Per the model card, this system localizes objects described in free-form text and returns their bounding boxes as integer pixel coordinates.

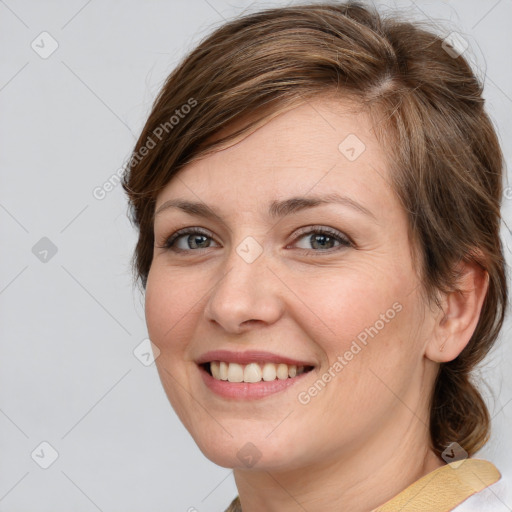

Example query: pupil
[190,234,209,249]
[311,234,334,250]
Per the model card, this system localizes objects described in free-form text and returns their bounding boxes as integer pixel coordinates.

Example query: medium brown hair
[122,1,507,457]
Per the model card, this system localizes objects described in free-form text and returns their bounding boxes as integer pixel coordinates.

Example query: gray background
[1,1,511,511]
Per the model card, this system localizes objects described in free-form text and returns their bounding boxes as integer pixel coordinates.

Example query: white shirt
[453,471,512,511]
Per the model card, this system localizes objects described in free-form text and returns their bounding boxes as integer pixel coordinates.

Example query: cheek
[144,269,201,426]
[296,267,404,347]
[293,263,421,401]
[144,279,167,345]
[144,268,200,354]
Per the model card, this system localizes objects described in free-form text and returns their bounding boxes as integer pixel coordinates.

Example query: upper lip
[196,350,315,367]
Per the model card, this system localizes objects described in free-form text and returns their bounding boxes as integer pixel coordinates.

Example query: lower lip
[199,365,313,400]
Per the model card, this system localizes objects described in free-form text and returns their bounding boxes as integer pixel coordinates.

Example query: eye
[290,226,352,253]
[159,228,219,252]
[158,225,352,254]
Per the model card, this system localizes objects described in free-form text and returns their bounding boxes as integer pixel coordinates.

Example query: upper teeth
[210,361,307,383]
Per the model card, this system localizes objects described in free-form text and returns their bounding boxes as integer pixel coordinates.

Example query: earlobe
[425,258,489,364]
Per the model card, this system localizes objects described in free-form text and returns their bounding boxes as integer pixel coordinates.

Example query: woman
[123,2,509,510]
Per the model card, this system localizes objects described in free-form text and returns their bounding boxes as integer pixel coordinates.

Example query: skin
[145,95,489,512]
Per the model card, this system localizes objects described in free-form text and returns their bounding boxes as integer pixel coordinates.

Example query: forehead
[155,96,396,218]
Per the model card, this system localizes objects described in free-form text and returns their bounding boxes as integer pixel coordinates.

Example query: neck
[233,410,444,512]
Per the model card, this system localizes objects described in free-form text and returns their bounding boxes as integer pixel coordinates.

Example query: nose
[203,243,285,334]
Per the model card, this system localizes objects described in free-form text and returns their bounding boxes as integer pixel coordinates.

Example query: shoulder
[452,463,512,512]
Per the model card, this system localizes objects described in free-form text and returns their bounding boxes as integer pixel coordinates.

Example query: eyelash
[157,225,353,254]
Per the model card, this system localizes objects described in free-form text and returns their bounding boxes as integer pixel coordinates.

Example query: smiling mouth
[202,361,315,383]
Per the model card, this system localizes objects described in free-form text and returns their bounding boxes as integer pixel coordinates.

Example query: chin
[189,426,307,471]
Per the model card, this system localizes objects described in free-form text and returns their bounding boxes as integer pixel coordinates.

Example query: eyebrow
[154,193,376,222]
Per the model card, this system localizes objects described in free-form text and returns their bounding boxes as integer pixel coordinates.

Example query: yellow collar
[373,459,501,512]
[225,459,501,512]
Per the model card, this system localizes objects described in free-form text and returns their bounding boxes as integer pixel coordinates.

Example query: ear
[425,258,489,363]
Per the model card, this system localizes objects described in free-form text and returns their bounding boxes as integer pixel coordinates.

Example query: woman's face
[145,96,438,470]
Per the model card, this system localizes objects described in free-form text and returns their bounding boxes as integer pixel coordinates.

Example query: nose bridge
[204,236,284,332]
